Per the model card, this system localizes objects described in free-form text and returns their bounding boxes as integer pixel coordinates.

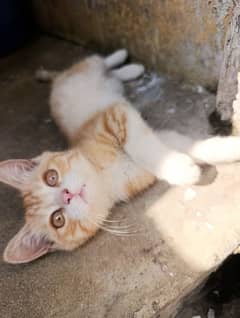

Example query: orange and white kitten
[2,49,240,264]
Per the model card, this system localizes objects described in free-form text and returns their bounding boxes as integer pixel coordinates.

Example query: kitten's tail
[159,130,240,164]
[35,68,58,82]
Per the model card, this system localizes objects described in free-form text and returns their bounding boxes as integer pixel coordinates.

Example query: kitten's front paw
[160,153,201,186]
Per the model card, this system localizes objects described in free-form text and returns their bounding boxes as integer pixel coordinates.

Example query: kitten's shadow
[197,164,217,186]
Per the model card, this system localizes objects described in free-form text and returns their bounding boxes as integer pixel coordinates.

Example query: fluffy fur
[2,49,240,264]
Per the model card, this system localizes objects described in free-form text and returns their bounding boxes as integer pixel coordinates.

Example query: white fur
[123,106,201,185]
[5,49,240,263]
[111,64,145,81]
[51,57,125,139]
[50,50,240,187]
[158,130,240,164]
[104,49,128,68]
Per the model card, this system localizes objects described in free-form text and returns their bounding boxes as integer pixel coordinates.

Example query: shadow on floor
[177,255,240,318]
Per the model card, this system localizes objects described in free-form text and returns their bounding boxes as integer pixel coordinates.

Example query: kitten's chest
[103,153,156,202]
[78,128,156,201]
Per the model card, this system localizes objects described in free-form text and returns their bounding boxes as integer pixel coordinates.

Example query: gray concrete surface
[1,37,240,318]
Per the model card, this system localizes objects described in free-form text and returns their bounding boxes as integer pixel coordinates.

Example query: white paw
[159,153,201,186]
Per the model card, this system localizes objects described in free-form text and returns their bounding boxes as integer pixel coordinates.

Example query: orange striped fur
[4,49,240,264]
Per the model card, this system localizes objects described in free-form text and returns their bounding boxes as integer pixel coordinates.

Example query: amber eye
[50,209,65,229]
[44,169,59,187]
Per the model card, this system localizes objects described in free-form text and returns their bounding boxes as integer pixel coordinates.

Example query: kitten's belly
[50,73,124,140]
[104,153,156,202]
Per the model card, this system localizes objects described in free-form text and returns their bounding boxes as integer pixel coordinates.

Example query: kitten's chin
[52,228,96,252]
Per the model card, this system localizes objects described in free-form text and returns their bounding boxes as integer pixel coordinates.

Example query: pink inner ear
[0,159,38,190]
[3,224,52,264]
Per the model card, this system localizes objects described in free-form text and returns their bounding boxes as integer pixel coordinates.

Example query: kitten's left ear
[0,159,38,190]
[3,224,52,264]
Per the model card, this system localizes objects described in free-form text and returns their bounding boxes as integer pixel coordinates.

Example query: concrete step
[0,37,240,318]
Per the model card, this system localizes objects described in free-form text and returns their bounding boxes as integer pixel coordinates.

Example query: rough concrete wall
[33,0,234,89]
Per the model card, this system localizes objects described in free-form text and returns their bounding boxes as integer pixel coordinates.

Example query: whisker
[97,218,125,223]
[96,220,135,229]
[94,215,127,223]
[95,214,130,224]
[84,214,139,237]
[95,216,137,231]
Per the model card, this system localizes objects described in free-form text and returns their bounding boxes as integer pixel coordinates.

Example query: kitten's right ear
[0,159,38,190]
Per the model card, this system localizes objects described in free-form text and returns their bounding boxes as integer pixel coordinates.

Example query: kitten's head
[0,150,109,264]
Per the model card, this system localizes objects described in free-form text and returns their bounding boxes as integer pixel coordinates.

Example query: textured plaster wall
[33,0,234,89]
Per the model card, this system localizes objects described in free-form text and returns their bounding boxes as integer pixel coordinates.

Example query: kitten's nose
[63,189,73,205]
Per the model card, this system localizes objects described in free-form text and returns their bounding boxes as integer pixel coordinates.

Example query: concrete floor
[1,37,240,318]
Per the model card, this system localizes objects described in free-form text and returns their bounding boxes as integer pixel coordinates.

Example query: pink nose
[63,189,74,205]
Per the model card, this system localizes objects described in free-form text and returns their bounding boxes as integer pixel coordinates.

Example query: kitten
[2,49,240,264]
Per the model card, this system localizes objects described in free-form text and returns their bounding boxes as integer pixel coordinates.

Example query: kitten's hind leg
[104,49,128,69]
[112,64,145,82]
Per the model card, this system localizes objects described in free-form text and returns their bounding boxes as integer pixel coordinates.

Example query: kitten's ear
[0,159,38,190]
[3,224,52,264]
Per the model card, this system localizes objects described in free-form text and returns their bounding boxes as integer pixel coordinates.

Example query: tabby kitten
[2,49,240,264]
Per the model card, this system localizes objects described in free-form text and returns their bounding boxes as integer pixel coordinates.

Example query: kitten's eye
[51,209,65,229]
[44,169,59,187]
